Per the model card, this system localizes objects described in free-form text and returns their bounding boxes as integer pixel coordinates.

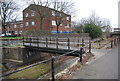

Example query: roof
[23,4,71,16]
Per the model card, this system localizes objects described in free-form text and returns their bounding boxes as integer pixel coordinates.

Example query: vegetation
[0,37,23,39]
[83,23,102,39]
[6,62,51,79]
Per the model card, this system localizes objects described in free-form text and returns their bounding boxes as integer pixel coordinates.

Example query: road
[71,45,119,79]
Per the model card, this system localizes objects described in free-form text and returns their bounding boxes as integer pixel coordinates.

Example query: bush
[83,23,102,39]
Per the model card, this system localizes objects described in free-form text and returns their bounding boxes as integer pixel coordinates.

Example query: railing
[1,48,84,80]
[23,37,92,52]
[110,37,120,48]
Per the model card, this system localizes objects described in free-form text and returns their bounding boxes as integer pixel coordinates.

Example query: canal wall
[2,47,54,64]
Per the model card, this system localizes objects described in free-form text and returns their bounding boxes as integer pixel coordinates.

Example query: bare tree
[0,0,19,36]
[24,0,51,30]
[72,21,83,33]
[87,11,102,26]
[84,11,111,28]
[50,0,75,33]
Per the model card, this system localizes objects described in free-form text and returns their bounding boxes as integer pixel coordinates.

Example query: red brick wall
[7,4,71,35]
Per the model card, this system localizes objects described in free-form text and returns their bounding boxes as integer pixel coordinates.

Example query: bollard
[79,47,83,64]
[51,56,55,81]
[89,39,91,53]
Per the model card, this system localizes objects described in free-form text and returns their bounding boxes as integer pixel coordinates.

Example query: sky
[73,0,119,28]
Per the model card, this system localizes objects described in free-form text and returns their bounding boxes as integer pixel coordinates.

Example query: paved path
[71,45,119,79]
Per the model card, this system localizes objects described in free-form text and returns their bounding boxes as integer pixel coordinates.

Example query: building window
[52,11,55,16]
[25,13,28,17]
[14,24,17,28]
[20,24,23,27]
[60,24,62,26]
[25,22,29,26]
[31,21,35,26]
[52,20,56,26]
[66,24,70,28]
[66,16,70,21]
[31,12,35,16]
[64,26,67,29]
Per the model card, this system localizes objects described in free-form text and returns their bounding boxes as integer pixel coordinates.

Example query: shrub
[83,23,102,39]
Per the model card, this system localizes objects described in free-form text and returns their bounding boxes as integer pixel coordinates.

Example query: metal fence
[1,48,85,80]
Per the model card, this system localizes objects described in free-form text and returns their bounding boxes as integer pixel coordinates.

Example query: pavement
[70,44,119,79]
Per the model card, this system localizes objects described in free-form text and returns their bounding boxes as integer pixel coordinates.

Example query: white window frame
[31,12,35,16]
[52,11,55,16]
[31,21,35,26]
[60,23,62,26]
[20,24,23,27]
[52,20,56,26]
[66,24,70,28]
[66,16,70,21]
[14,24,17,28]
[25,13,28,17]
[64,26,67,29]
[25,22,29,26]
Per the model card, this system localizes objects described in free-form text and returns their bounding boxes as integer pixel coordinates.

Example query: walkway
[71,45,119,79]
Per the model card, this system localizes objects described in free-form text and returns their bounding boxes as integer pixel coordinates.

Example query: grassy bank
[0,37,23,40]
[6,62,51,79]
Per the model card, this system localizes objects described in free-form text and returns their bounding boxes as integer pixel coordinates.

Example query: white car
[0,33,11,37]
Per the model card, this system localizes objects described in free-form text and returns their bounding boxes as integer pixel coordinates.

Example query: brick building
[5,4,71,35]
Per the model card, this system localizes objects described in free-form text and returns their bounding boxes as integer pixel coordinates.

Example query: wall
[2,47,54,64]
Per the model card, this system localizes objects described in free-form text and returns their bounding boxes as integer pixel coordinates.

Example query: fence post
[111,40,113,48]
[30,38,32,46]
[77,38,79,47]
[46,37,48,48]
[89,38,91,53]
[23,37,24,46]
[79,47,83,64]
[82,38,84,47]
[56,38,58,50]
[67,38,70,51]
[51,56,55,81]
[37,38,39,47]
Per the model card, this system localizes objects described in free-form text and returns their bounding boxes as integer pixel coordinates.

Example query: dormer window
[25,13,28,17]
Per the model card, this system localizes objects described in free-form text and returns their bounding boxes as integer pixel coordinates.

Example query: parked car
[0,33,12,37]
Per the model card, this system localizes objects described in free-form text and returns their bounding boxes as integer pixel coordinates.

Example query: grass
[0,37,23,39]
[6,62,51,79]
[5,56,75,79]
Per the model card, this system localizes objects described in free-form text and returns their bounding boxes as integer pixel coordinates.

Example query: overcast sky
[73,0,119,28]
